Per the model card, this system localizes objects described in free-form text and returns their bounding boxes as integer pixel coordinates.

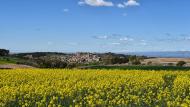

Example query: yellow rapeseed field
[0,69,190,107]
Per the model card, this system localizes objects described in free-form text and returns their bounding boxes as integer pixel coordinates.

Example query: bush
[131,60,141,65]
[147,61,152,65]
[66,63,77,68]
[37,56,68,68]
[176,61,186,67]
[41,60,67,68]
[168,63,174,66]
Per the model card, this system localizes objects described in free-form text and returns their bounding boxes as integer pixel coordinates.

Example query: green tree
[176,61,186,67]
[0,49,9,56]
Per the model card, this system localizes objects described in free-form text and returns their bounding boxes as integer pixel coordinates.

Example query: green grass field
[0,57,16,64]
[85,65,190,71]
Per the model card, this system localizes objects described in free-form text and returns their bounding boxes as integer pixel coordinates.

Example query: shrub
[176,61,186,67]
[66,63,77,68]
[168,63,174,66]
[147,61,152,65]
[131,60,141,65]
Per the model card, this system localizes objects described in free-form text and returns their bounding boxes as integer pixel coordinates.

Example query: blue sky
[1,0,190,52]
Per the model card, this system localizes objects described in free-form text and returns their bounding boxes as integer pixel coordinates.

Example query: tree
[101,53,129,65]
[38,56,68,68]
[128,55,141,65]
[176,61,186,67]
[129,55,137,62]
[0,49,9,56]
[131,60,141,65]
[147,61,152,65]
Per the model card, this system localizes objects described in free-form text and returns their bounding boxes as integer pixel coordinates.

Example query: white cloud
[117,3,125,8]
[186,37,190,40]
[78,1,86,6]
[63,8,69,12]
[140,40,147,46]
[124,0,140,6]
[67,42,78,46]
[111,42,121,45]
[120,37,134,41]
[78,0,114,7]
[116,0,140,8]
[184,36,190,41]
[93,35,109,39]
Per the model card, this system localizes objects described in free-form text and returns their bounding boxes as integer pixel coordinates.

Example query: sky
[1,0,190,52]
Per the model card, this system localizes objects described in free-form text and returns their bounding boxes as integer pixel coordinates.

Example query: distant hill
[125,51,190,58]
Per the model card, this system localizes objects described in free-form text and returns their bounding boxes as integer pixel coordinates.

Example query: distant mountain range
[124,51,190,58]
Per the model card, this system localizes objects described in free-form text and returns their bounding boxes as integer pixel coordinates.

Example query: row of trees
[24,56,77,68]
[0,49,9,56]
[101,53,144,65]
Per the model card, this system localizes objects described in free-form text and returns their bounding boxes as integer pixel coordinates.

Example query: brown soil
[0,64,35,69]
[143,58,190,66]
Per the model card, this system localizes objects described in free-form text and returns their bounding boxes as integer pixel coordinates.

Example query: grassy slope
[0,57,17,64]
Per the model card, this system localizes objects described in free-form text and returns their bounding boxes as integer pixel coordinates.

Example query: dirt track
[0,64,35,69]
